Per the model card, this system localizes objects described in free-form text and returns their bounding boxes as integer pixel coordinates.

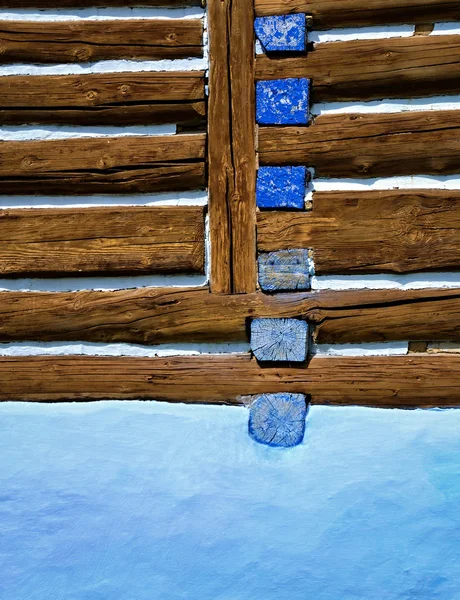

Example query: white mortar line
[0,191,208,209]
[310,25,414,44]
[432,23,460,36]
[311,273,460,291]
[0,274,208,292]
[0,58,208,76]
[313,96,460,116]
[0,124,177,140]
[312,175,460,191]
[0,8,204,20]
[0,341,249,357]
[311,342,409,356]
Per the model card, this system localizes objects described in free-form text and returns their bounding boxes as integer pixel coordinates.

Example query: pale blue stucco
[1,401,459,599]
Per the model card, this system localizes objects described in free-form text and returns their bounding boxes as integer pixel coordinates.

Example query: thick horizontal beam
[0,207,204,277]
[1,354,460,407]
[258,111,460,178]
[2,287,460,344]
[257,190,460,274]
[253,0,460,28]
[0,134,205,195]
[256,35,460,103]
[0,72,206,126]
[0,19,202,62]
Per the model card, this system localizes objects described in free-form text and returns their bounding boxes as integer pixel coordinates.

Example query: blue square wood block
[258,249,311,291]
[256,78,310,125]
[256,166,307,209]
[248,392,308,447]
[254,14,306,52]
[250,318,308,362]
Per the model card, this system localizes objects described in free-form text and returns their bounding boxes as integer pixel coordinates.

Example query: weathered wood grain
[258,111,460,178]
[2,354,460,407]
[0,19,202,63]
[0,134,205,195]
[257,190,460,274]
[2,288,460,345]
[253,0,460,29]
[208,0,256,293]
[0,207,204,277]
[250,318,308,361]
[256,35,460,103]
[0,72,206,126]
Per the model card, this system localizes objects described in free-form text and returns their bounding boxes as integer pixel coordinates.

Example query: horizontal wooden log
[0,19,202,63]
[258,111,460,178]
[0,134,205,194]
[0,72,205,126]
[0,207,204,277]
[256,35,460,103]
[253,0,460,29]
[2,287,460,344]
[257,190,460,274]
[1,354,460,407]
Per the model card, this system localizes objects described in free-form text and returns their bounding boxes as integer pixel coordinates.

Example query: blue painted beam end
[249,392,308,447]
[256,166,307,209]
[250,318,309,362]
[256,78,310,125]
[254,14,307,52]
[259,249,311,291]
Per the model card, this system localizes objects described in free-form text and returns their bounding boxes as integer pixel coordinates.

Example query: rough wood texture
[253,0,460,29]
[0,19,202,63]
[208,0,256,293]
[0,207,204,277]
[256,35,460,103]
[0,134,205,195]
[0,73,206,126]
[250,318,308,362]
[2,354,460,407]
[248,393,307,447]
[257,190,460,274]
[258,249,311,291]
[3,288,460,345]
[258,111,460,178]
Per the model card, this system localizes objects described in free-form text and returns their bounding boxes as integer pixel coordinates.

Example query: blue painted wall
[1,402,459,599]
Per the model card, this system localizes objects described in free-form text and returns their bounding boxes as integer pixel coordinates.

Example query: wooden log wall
[2,0,460,407]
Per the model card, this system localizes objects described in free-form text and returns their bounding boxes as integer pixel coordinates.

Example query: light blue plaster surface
[256,78,310,125]
[256,166,307,208]
[1,401,460,600]
[254,14,306,52]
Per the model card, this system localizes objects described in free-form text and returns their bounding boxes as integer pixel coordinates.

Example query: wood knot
[166,33,177,42]
[21,156,39,169]
[119,84,131,96]
[75,47,91,61]
[85,90,98,101]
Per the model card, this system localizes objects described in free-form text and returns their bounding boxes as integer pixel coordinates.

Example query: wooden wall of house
[1,0,460,407]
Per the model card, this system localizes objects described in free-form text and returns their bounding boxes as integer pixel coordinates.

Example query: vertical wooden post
[208,0,257,294]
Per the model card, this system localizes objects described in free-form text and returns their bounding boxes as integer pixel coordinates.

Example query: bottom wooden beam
[1,354,460,407]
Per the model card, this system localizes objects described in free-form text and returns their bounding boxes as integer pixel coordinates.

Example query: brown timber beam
[258,111,460,178]
[2,288,460,344]
[257,190,460,274]
[208,0,257,293]
[256,35,460,103]
[2,354,460,407]
[0,72,206,126]
[253,0,460,29]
